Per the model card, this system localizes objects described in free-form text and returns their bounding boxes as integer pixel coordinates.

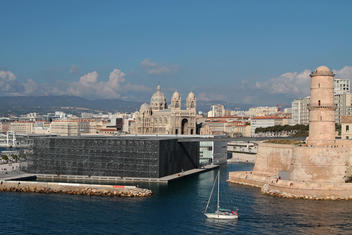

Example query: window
[347,125,349,132]
[318,100,321,106]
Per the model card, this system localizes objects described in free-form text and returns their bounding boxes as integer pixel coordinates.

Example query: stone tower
[186,92,196,112]
[307,66,336,146]
[170,91,181,109]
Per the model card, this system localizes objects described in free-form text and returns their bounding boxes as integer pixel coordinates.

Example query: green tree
[11,154,19,162]
[1,155,8,161]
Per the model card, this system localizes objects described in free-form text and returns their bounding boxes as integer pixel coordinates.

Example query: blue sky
[1,0,352,105]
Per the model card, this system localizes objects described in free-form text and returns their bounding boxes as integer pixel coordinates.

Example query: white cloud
[23,79,38,95]
[255,66,352,98]
[255,69,311,97]
[0,70,16,81]
[80,71,98,86]
[333,66,352,80]
[0,69,152,99]
[141,58,157,67]
[68,69,126,98]
[0,70,17,92]
[140,58,178,75]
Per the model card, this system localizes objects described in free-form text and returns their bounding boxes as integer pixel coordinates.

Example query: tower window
[318,100,321,106]
[347,125,350,132]
[318,83,320,88]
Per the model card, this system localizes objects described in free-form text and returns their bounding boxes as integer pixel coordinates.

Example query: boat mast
[204,171,218,213]
[217,169,220,211]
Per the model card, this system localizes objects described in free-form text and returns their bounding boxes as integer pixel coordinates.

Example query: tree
[11,154,19,162]
[1,155,8,162]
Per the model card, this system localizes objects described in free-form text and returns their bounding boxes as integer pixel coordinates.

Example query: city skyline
[1,0,352,105]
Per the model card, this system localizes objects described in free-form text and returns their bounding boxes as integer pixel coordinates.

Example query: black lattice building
[25,136,199,178]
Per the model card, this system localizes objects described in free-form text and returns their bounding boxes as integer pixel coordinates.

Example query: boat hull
[204,213,238,220]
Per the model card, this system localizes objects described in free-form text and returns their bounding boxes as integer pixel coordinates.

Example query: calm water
[1,163,352,234]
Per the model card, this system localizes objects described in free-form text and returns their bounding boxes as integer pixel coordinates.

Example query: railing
[308,104,336,110]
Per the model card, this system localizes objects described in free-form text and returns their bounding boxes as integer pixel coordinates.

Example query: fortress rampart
[228,66,352,200]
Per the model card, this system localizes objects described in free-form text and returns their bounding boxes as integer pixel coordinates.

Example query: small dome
[187,91,195,100]
[172,91,180,100]
[311,65,334,77]
[315,65,331,73]
[150,85,167,106]
[140,103,151,112]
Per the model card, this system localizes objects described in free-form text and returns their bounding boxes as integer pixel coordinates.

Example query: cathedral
[132,85,197,135]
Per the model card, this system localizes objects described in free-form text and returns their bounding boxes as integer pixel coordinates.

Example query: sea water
[1,163,352,234]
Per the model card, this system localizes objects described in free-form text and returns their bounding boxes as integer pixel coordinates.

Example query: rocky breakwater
[0,181,152,197]
[261,179,352,200]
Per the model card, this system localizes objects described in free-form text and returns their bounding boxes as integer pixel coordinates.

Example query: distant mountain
[0,96,142,115]
[0,95,256,116]
[196,100,254,113]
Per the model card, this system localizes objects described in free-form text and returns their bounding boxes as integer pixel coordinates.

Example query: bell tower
[307,66,336,146]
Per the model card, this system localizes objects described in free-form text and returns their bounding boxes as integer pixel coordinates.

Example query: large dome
[150,85,167,110]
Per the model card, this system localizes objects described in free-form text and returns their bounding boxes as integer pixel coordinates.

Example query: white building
[208,104,225,117]
[9,121,34,135]
[334,78,350,95]
[247,106,278,117]
[291,97,310,125]
[335,93,352,124]
[250,117,284,137]
[199,139,227,166]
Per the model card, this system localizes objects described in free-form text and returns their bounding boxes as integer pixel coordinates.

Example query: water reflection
[2,163,352,234]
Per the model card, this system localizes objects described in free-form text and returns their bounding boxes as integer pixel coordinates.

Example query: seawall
[227,152,256,163]
[0,180,152,197]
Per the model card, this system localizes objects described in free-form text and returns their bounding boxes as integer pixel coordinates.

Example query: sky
[1,0,352,105]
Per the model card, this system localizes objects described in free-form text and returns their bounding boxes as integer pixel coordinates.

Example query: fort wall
[252,143,294,176]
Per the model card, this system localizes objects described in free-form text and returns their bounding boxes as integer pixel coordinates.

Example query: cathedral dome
[187,91,195,100]
[140,103,151,112]
[186,91,196,110]
[172,91,180,100]
[150,85,167,110]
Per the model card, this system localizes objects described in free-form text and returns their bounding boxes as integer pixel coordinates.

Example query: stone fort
[229,66,352,200]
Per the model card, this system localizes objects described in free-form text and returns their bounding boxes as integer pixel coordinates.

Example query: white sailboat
[204,169,238,220]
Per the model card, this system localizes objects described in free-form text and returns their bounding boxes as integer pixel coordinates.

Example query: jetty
[0,180,152,197]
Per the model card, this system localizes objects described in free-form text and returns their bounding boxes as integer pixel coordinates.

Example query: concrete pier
[0,180,152,197]
[35,164,219,184]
